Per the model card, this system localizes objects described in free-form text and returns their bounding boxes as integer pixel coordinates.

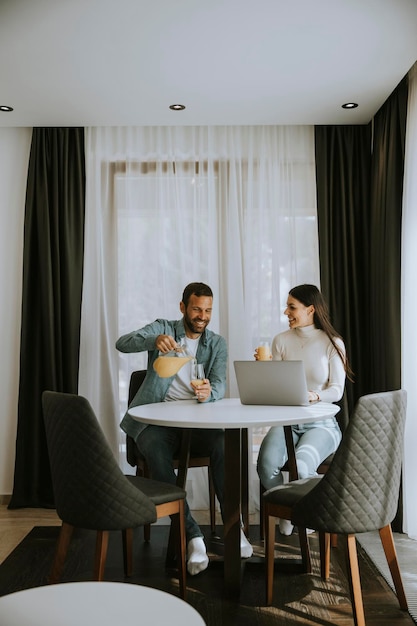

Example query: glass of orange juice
[191,362,205,396]
[257,341,271,361]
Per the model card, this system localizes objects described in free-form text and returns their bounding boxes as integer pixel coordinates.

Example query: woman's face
[284,295,315,329]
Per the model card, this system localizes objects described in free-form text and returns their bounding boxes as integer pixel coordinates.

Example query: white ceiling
[1,0,417,127]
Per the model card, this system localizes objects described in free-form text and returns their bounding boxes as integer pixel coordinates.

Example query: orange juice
[153,355,192,378]
[257,344,271,361]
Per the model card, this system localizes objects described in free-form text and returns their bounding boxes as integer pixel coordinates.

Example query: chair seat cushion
[264,476,323,508]
[126,475,186,505]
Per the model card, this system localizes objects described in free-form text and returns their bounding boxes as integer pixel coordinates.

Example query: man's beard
[184,313,208,335]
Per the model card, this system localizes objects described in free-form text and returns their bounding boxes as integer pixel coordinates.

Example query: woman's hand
[308,390,320,403]
[254,346,272,361]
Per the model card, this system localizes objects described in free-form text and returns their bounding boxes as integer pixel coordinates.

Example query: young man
[117,282,253,575]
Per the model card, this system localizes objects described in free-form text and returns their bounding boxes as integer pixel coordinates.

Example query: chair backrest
[42,391,157,530]
[128,369,147,405]
[126,370,147,467]
[334,388,349,434]
[292,389,407,534]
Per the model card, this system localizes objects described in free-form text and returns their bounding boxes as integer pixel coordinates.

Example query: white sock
[240,529,253,558]
[278,518,294,536]
[187,537,209,576]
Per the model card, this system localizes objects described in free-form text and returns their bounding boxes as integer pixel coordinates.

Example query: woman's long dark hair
[289,284,354,381]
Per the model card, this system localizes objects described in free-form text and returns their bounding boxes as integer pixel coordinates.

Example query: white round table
[129,397,338,428]
[0,582,206,625]
[129,398,339,595]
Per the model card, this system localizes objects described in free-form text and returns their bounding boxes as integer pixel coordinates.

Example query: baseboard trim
[0,494,11,505]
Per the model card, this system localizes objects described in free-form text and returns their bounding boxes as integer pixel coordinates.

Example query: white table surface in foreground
[128,397,339,429]
[0,582,205,626]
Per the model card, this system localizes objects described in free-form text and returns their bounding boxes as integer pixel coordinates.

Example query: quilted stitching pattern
[42,391,158,530]
[125,475,186,504]
[264,477,322,507]
[290,390,407,534]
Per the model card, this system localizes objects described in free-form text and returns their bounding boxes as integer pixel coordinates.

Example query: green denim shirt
[117,318,228,441]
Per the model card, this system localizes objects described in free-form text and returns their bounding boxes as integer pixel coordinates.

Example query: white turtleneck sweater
[271,324,345,403]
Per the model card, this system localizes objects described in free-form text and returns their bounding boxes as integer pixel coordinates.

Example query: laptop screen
[233,360,310,406]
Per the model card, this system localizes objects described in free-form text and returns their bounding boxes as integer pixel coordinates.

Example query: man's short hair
[182,282,213,307]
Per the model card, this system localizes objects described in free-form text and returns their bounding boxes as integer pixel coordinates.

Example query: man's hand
[192,379,212,402]
[155,334,178,353]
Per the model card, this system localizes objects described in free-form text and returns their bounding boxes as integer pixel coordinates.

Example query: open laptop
[234,360,310,406]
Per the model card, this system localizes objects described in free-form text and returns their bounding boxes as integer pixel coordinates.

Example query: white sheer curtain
[79,125,319,510]
[402,62,417,539]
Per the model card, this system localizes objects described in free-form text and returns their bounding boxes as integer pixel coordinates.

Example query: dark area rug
[0,525,413,626]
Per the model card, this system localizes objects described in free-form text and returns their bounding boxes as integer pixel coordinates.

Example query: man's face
[180,294,213,338]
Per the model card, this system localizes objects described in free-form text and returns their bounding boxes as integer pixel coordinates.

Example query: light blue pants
[257,421,342,491]
[136,425,225,540]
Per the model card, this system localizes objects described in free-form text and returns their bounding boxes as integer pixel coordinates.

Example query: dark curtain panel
[9,128,85,509]
[368,78,408,532]
[315,76,408,531]
[314,124,372,416]
[368,77,408,394]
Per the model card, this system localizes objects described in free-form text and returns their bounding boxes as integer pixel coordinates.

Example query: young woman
[256,284,353,535]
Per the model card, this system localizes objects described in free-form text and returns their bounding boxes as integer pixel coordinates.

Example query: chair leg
[319,531,331,580]
[175,500,187,600]
[166,522,176,567]
[259,482,266,540]
[379,524,408,611]
[241,428,249,535]
[265,509,276,605]
[161,499,187,599]
[208,467,216,535]
[94,530,109,580]
[137,464,151,541]
[143,521,151,542]
[48,522,74,584]
[298,527,312,574]
[122,528,134,577]
[344,534,365,626]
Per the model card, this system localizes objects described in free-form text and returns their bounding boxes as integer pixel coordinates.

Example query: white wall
[0,127,32,496]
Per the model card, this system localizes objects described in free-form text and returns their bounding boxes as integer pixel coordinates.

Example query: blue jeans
[136,425,225,540]
[257,422,342,490]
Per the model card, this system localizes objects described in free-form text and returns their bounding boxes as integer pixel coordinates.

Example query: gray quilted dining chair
[42,391,187,599]
[263,390,408,626]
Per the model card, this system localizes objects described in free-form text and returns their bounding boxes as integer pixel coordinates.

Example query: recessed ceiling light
[169,104,186,111]
[341,102,358,109]
[0,105,13,112]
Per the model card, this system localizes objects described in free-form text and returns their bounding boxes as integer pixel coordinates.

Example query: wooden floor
[0,504,415,626]
[0,503,61,564]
